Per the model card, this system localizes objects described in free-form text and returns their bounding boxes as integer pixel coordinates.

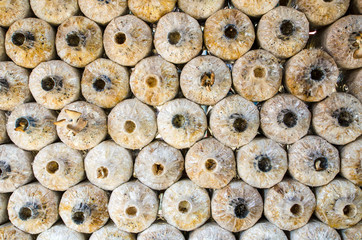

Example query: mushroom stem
[201,72,215,91]
[353,33,362,59]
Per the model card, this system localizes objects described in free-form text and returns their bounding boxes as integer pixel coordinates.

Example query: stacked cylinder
[0,0,361,239]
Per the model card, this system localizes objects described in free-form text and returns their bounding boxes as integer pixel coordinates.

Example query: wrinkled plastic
[178,0,224,19]
[341,137,361,186]
[79,0,127,24]
[189,222,235,240]
[0,223,32,240]
[210,94,259,148]
[341,222,362,240]
[0,28,5,60]
[56,16,102,68]
[285,49,339,102]
[154,12,202,64]
[288,135,340,187]
[128,0,176,23]
[237,137,287,189]
[82,58,129,108]
[29,60,81,110]
[37,224,86,240]
[162,179,210,231]
[0,0,30,27]
[260,94,311,144]
[108,99,157,150]
[186,137,236,189]
[134,141,184,190]
[7,103,57,151]
[315,178,362,229]
[204,9,254,61]
[90,222,135,240]
[104,15,152,66]
[0,62,31,111]
[257,6,309,59]
[0,111,7,144]
[231,0,278,17]
[33,142,85,191]
[138,222,185,240]
[290,220,341,240]
[56,101,107,150]
[181,55,231,106]
[30,0,78,25]
[0,193,8,224]
[59,182,109,233]
[239,221,287,240]
[130,56,178,106]
[312,92,362,145]
[264,179,316,231]
[346,68,362,102]
[157,98,207,149]
[108,181,158,233]
[8,183,60,234]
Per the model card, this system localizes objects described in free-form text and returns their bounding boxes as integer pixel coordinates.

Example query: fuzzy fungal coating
[81,58,130,109]
[108,181,159,233]
[257,6,309,59]
[0,193,9,224]
[341,138,361,186]
[0,62,31,111]
[8,183,60,234]
[108,99,157,150]
[128,0,177,23]
[178,0,224,19]
[56,16,103,68]
[346,68,362,102]
[0,0,30,27]
[37,224,86,240]
[0,27,5,60]
[312,92,362,145]
[137,222,185,240]
[30,0,79,25]
[0,111,8,144]
[33,142,85,191]
[0,223,32,240]
[210,94,259,148]
[231,0,279,17]
[239,221,287,240]
[134,141,184,190]
[104,15,152,67]
[89,222,136,240]
[79,0,127,25]
[290,220,341,240]
[29,60,81,110]
[59,182,109,234]
[189,222,236,240]
[130,56,179,106]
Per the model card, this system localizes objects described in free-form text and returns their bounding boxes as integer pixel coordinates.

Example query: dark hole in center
[168,31,181,45]
[310,68,325,81]
[114,32,126,45]
[72,211,85,225]
[314,157,328,171]
[337,109,353,127]
[205,159,217,171]
[19,207,32,220]
[172,114,186,128]
[280,20,294,36]
[93,78,106,92]
[41,76,56,91]
[66,32,81,47]
[290,204,302,216]
[224,24,238,39]
[343,204,357,217]
[12,32,26,46]
[234,202,249,219]
[233,117,248,132]
[0,78,9,89]
[152,163,164,175]
[283,111,298,128]
[257,156,272,172]
[15,117,29,131]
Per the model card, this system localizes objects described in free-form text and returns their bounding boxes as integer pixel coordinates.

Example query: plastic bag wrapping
[81,58,129,108]
[257,6,309,59]
[178,0,224,19]
[0,61,31,111]
[157,98,207,149]
[56,101,107,150]
[0,27,5,60]
[162,179,210,231]
[264,179,316,231]
[204,9,254,61]
[0,144,33,193]
[233,49,282,102]
[29,60,80,110]
[211,180,263,232]
[231,0,278,17]
[237,137,287,189]
[8,183,60,234]
[85,140,133,191]
[340,222,362,240]
[108,181,158,233]
[0,193,9,224]
[260,94,311,144]
[239,221,287,240]
[312,92,362,145]
[352,0,362,13]
[288,135,340,187]
[285,49,339,102]
[37,224,86,240]
[138,222,185,240]
[346,68,362,102]
[295,0,349,27]
[186,138,235,189]
[0,111,8,144]
[189,222,235,240]
[108,99,157,150]
[0,222,32,240]
[78,0,127,25]
[104,15,152,66]
[30,0,78,25]
[154,12,202,64]
[130,56,179,106]
[321,15,362,69]
[210,95,259,148]
[180,55,231,106]
[315,178,362,229]
[134,141,184,190]
[128,0,176,23]
[7,103,57,151]
[33,142,85,191]
[56,16,103,68]
[90,222,135,240]
[341,137,361,186]
[290,220,341,240]
[59,182,109,234]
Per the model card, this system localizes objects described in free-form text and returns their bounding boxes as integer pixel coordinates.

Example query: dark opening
[172,114,186,128]
[46,161,59,174]
[234,202,249,219]
[280,20,294,37]
[224,24,238,39]
[12,32,26,46]
[168,31,181,45]
[125,206,138,217]
[290,204,302,216]
[97,166,108,179]
[279,0,289,6]
[205,159,217,171]
[257,156,272,172]
[0,161,10,180]
[15,117,29,131]
[19,207,32,220]
[334,108,353,127]
[279,110,298,128]
[343,204,357,217]
[233,116,247,133]
[66,32,81,47]
[314,157,328,171]
[41,76,56,91]
[93,78,106,92]
[0,78,9,89]
[152,163,164,176]
[114,32,126,45]
[146,76,157,88]
[178,200,190,214]
[124,120,136,133]
[310,68,325,81]
[253,67,266,78]
[72,211,85,225]
[323,0,333,2]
